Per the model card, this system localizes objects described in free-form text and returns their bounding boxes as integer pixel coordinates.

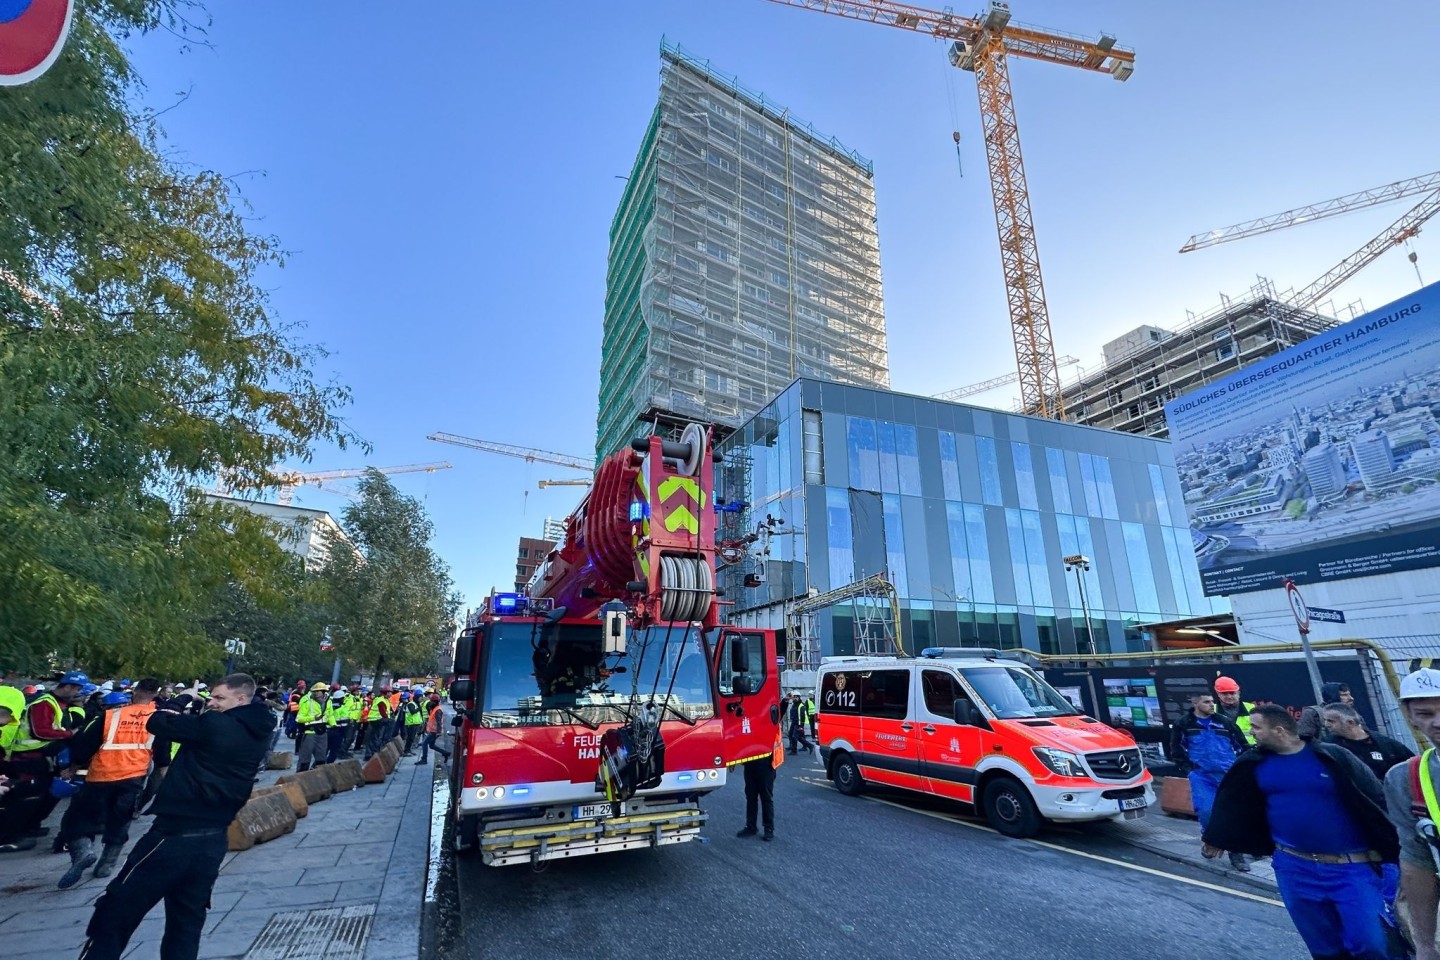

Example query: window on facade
[939,431,961,500]
[1011,442,1039,510]
[976,436,1003,506]
[518,548,529,559]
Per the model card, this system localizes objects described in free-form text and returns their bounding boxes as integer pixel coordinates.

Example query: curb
[1117,833,1280,896]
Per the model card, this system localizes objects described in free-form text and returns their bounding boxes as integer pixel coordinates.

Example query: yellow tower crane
[273,463,453,506]
[761,0,1135,420]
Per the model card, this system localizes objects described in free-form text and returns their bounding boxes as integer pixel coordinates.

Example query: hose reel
[657,555,713,623]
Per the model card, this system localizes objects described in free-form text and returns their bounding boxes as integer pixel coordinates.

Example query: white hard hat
[331,689,345,699]
[1400,668,1440,700]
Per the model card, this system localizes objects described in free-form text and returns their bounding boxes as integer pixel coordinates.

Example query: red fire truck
[447,426,781,866]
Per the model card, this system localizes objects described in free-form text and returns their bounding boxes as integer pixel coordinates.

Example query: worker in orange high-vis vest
[57,679,162,888]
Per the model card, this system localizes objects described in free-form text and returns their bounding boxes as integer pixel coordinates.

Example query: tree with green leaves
[0,3,358,676]
[322,471,460,682]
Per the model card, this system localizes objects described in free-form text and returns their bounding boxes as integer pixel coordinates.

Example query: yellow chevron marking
[658,476,706,509]
[662,504,698,534]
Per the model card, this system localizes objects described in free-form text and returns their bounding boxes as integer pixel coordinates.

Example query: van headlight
[1032,747,1086,778]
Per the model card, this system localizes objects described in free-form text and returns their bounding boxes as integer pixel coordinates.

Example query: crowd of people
[0,669,451,960]
[1170,669,1440,960]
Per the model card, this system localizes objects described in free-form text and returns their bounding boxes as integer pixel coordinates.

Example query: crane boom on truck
[447,423,782,866]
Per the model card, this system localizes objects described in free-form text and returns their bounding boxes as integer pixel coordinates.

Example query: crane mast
[762,0,1135,419]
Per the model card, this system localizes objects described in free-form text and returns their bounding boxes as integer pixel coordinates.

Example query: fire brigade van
[817,648,1153,837]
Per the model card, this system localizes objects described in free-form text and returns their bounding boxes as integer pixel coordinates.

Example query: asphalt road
[442,754,1306,960]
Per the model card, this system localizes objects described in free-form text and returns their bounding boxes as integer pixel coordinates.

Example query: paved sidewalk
[1099,808,1279,892]
[0,751,438,960]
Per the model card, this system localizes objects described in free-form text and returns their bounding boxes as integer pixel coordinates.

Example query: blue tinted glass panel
[1020,510,1052,607]
[945,502,972,604]
[822,411,849,488]
[1159,526,1193,616]
[1074,519,1104,616]
[1005,509,1032,606]
[1011,443,1038,510]
[1149,463,1171,523]
[896,424,922,496]
[877,421,900,494]
[847,417,880,492]
[1094,457,1120,520]
[1045,448,1071,515]
[1122,522,1160,615]
[963,504,994,604]
[976,436,1003,506]
[939,431,961,500]
[825,487,854,588]
[1055,514,1081,611]
[882,494,908,597]
[1078,454,1101,517]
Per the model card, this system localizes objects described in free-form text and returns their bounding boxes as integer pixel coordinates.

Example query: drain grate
[243,904,376,960]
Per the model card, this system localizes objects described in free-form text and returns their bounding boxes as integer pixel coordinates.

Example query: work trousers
[351,722,368,752]
[0,776,48,844]
[295,730,327,770]
[402,725,420,754]
[742,761,776,834]
[365,721,389,759]
[63,777,145,847]
[326,724,352,763]
[79,824,228,960]
[417,732,448,763]
[1270,851,1401,960]
[1187,770,1224,830]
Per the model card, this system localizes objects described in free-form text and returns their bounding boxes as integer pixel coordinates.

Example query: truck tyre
[982,776,1042,838]
[832,753,864,796]
[455,813,479,855]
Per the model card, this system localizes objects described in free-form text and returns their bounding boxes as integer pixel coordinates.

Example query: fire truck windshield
[480,622,717,728]
[959,667,1083,720]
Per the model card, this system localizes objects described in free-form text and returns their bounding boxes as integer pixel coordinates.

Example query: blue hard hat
[59,670,90,687]
[399,692,411,700]
[118,679,132,689]
[81,683,98,696]
[50,777,82,800]
[102,691,131,707]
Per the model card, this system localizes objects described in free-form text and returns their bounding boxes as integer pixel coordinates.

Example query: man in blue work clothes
[1169,690,1250,871]
[1203,704,1401,960]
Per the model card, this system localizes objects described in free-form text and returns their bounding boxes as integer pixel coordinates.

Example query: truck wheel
[832,753,864,796]
[982,776,1042,838]
[455,814,479,855]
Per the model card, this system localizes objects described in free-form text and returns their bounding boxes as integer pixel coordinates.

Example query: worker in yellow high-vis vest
[295,683,329,771]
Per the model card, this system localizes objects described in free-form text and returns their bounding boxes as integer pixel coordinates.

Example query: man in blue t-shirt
[1170,692,1249,868]
[1202,704,1401,960]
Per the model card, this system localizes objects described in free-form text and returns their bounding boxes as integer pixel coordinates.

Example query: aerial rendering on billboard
[1166,281,1440,595]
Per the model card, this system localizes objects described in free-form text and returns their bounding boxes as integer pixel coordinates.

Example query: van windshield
[959,667,1081,719]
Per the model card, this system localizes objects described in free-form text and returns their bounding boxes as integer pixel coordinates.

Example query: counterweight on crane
[761,0,1136,420]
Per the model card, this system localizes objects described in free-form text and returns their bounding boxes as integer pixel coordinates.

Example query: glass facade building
[715,379,1227,656]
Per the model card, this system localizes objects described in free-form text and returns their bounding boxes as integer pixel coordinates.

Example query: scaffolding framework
[787,574,904,671]
[597,42,890,462]
[1059,279,1338,438]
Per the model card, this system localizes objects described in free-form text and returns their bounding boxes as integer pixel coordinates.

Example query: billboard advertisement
[1166,281,1440,595]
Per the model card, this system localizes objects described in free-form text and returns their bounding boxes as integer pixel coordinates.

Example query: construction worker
[7,670,87,841]
[399,693,424,755]
[350,685,368,752]
[416,693,450,765]
[294,683,329,771]
[57,680,161,888]
[284,680,306,739]
[364,690,392,760]
[1386,667,1440,960]
[325,687,353,763]
[1213,676,1256,744]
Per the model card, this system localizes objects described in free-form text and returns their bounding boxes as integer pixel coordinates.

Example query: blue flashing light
[628,501,649,522]
[677,773,694,782]
[493,593,526,614]
[511,786,531,797]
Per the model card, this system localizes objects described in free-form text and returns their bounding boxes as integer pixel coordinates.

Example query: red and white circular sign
[1284,579,1310,635]
[0,0,75,86]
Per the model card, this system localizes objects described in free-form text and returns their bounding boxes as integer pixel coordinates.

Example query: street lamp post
[1063,555,1098,655]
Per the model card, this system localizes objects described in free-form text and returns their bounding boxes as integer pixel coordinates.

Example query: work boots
[58,837,96,889]
[92,842,125,879]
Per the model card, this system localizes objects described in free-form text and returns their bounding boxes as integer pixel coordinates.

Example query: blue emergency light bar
[628,501,649,522]
[492,593,526,614]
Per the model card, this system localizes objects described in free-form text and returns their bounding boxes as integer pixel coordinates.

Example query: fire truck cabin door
[715,628,779,766]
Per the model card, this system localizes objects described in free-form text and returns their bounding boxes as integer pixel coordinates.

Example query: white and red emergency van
[817,648,1153,837]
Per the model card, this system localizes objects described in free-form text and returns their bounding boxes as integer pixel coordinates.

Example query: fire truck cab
[817,649,1153,837]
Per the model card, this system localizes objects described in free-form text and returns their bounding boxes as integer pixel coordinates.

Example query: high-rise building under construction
[597,42,889,461]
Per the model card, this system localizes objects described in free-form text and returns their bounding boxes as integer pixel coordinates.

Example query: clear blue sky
[123,1,1440,611]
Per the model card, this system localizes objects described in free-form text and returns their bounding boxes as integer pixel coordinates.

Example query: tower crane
[426,432,591,472]
[274,463,452,505]
[1179,170,1440,308]
[935,354,1079,403]
[536,478,593,489]
[760,0,1136,421]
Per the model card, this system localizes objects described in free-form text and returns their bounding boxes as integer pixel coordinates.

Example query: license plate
[574,802,623,821]
[1119,796,1147,811]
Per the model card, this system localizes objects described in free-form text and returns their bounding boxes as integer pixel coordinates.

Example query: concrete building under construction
[1060,279,1337,438]
[596,41,889,462]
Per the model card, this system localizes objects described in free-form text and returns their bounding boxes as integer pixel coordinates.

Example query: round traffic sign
[1284,579,1310,634]
[0,0,74,86]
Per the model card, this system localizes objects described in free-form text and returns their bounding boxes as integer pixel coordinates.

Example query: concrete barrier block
[1159,776,1195,818]
[266,751,293,771]
[228,790,298,851]
[253,782,309,818]
[323,759,365,793]
[277,767,335,805]
[362,753,388,784]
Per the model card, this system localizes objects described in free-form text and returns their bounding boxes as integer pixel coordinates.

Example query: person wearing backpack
[1385,668,1440,960]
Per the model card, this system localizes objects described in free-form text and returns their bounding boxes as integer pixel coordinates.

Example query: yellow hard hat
[312,682,329,692]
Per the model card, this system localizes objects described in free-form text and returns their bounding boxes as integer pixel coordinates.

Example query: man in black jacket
[79,674,275,960]
[1201,704,1400,960]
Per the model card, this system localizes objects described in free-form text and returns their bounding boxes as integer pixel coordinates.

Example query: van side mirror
[603,605,628,656]
[729,634,751,673]
[453,633,477,675]
[450,678,475,703]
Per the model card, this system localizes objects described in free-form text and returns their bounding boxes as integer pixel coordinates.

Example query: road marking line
[858,793,1286,908]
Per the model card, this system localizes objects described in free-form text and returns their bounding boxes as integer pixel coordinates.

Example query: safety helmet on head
[103,691,131,707]
[331,690,346,699]
[312,682,329,693]
[58,670,90,688]
[118,679,132,689]
[99,680,114,693]
[1400,668,1440,701]
[1214,677,1240,694]
[22,685,36,695]
[399,692,411,700]
[81,683,98,696]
